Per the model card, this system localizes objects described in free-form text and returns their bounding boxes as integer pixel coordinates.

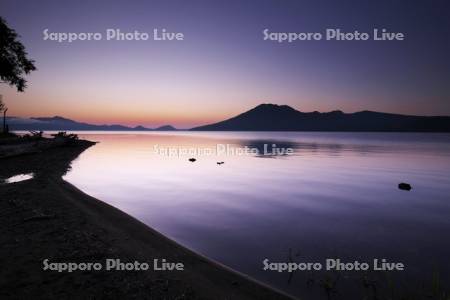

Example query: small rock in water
[398,183,412,191]
[188,158,196,162]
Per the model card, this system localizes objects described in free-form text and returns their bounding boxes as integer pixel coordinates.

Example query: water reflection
[238,139,388,158]
[63,132,450,299]
[1,173,34,184]
[239,140,298,158]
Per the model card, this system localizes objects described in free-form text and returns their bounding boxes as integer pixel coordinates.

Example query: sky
[0,0,449,128]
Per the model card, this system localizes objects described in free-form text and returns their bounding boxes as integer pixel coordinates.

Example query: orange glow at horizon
[1,85,243,128]
[7,103,237,128]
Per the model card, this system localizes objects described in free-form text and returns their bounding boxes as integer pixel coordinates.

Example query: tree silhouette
[0,96,7,133]
[0,16,36,92]
[0,95,8,133]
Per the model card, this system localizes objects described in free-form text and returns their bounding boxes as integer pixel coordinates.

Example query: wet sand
[0,140,294,299]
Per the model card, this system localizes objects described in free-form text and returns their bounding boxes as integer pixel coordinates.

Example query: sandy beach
[0,139,294,299]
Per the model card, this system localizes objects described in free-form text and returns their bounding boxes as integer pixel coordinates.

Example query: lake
[64,132,450,299]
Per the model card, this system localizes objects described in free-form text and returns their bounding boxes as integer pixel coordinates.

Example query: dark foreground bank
[0,139,293,299]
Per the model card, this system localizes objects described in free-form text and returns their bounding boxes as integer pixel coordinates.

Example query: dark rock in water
[188,158,196,162]
[398,183,412,191]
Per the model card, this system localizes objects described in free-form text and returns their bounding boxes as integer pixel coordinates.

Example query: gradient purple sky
[1,0,449,128]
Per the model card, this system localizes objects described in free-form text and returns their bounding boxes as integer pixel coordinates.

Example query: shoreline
[0,139,294,299]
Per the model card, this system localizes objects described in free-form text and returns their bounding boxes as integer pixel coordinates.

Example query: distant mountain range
[4,116,177,131]
[191,104,450,132]
[4,104,450,132]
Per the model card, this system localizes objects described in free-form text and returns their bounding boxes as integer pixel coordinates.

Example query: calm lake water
[64,132,450,299]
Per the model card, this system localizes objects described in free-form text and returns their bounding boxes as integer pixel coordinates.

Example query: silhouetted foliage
[29,130,44,139]
[0,16,36,92]
[0,96,7,133]
[51,131,79,140]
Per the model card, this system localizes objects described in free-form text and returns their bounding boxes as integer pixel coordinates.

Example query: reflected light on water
[63,132,450,299]
[2,173,34,184]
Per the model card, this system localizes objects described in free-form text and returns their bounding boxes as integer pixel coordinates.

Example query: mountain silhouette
[155,125,177,131]
[4,116,177,131]
[191,104,450,132]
